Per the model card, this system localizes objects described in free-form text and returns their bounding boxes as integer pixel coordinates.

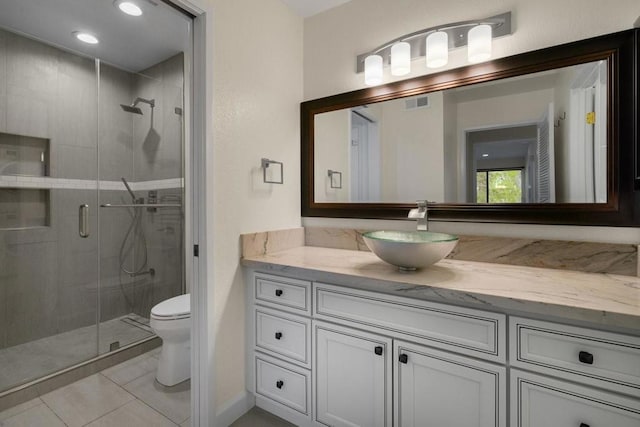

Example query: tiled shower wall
[0,28,183,351]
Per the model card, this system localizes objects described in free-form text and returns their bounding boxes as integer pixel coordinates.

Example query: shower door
[0,34,101,392]
[97,56,185,354]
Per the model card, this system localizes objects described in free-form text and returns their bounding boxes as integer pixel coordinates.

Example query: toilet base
[156,341,190,386]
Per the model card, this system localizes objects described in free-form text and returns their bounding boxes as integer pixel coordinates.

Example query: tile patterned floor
[0,348,190,427]
[0,347,295,427]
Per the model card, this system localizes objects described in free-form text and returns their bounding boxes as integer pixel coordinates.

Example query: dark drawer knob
[276,380,284,389]
[374,346,383,355]
[580,423,590,427]
[275,332,283,340]
[275,289,283,297]
[399,354,408,364]
[579,351,594,365]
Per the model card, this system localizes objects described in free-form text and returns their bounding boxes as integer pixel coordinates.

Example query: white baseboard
[215,391,255,427]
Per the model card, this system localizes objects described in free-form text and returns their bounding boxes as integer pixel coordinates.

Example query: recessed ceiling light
[115,0,143,16]
[482,153,489,157]
[73,31,99,44]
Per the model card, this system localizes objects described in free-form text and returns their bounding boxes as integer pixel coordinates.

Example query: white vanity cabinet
[511,369,640,427]
[250,273,314,426]
[249,271,507,427]
[247,270,640,427]
[313,321,392,427]
[394,340,506,427]
[509,317,640,427]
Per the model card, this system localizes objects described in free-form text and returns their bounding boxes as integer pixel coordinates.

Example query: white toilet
[150,293,191,386]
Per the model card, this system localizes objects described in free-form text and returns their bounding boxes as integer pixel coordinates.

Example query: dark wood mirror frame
[302,29,640,226]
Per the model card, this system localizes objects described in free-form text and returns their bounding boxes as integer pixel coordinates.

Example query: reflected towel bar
[100,203,182,208]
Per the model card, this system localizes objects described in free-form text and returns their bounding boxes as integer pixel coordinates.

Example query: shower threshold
[0,314,155,394]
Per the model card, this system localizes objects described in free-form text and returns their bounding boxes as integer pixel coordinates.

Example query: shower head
[120,97,155,115]
[120,104,143,115]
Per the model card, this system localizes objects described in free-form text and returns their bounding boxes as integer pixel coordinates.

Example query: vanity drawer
[254,272,311,315]
[510,317,640,395]
[511,369,640,427]
[314,283,506,363]
[255,354,311,417]
[255,307,311,368]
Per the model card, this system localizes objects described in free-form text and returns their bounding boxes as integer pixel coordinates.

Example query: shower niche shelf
[0,132,50,177]
[0,132,51,229]
[0,188,50,229]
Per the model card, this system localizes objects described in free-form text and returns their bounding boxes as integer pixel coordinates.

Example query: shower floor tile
[0,315,153,392]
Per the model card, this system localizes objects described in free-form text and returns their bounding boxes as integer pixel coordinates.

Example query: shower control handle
[275,289,283,297]
[276,380,284,389]
[79,204,90,238]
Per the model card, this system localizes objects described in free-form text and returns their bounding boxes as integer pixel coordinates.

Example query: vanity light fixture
[358,12,511,86]
[73,31,99,44]
[468,24,492,63]
[364,54,383,85]
[426,31,448,68]
[391,42,411,76]
[482,153,489,157]
[115,0,143,16]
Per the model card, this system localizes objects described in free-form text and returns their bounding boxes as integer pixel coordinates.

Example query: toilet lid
[151,294,190,318]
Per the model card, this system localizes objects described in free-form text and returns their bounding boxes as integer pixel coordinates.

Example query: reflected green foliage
[477,170,522,203]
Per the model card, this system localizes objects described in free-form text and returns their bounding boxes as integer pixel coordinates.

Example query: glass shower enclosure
[0,0,191,394]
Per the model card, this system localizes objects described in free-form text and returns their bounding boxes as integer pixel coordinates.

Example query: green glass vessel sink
[362,231,459,271]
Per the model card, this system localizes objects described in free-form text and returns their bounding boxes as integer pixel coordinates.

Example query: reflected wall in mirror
[315,61,608,204]
[302,29,639,225]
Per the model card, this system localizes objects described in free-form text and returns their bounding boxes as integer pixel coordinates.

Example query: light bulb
[426,31,448,69]
[73,32,99,44]
[391,42,411,76]
[117,1,143,16]
[468,24,492,63]
[364,55,383,86]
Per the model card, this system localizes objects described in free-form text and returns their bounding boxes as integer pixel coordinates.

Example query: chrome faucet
[408,200,428,231]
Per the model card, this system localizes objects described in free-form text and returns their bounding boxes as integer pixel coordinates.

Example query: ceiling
[0,0,191,72]
[280,0,352,17]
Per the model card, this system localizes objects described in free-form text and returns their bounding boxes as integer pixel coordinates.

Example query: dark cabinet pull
[374,346,383,355]
[275,289,283,297]
[399,354,408,364]
[276,380,284,389]
[580,423,590,427]
[275,332,283,340]
[579,351,594,365]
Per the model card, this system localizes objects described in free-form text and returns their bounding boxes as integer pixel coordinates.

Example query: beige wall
[303,0,640,242]
[207,0,303,412]
[314,109,350,201]
[380,94,444,202]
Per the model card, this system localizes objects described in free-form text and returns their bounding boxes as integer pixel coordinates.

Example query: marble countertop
[242,246,640,331]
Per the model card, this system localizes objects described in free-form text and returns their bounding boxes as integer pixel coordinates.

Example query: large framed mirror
[301,29,639,225]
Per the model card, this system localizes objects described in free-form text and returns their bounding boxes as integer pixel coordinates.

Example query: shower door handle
[79,204,90,238]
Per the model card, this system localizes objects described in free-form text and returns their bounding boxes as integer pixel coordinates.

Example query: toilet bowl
[150,293,190,386]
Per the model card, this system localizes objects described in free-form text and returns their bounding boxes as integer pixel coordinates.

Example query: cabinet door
[395,341,506,427]
[313,321,392,427]
[511,369,640,427]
